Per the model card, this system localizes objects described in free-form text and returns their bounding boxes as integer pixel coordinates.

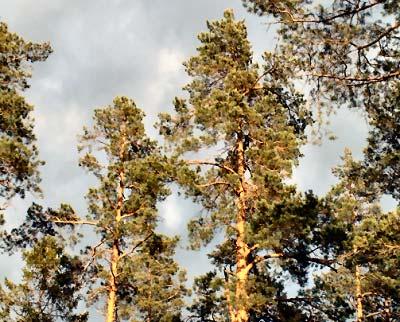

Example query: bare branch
[120,201,148,220]
[352,21,400,51]
[83,238,106,271]
[308,69,400,86]
[271,0,384,24]
[196,180,231,188]
[119,231,154,260]
[187,160,236,174]
[52,219,98,226]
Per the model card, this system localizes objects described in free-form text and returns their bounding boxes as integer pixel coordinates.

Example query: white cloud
[159,194,183,230]
[157,47,185,75]
[33,104,84,150]
[145,47,185,108]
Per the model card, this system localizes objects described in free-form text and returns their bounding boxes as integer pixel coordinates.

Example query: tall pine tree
[306,151,400,321]
[35,97,187,322]
[159,10,331,322]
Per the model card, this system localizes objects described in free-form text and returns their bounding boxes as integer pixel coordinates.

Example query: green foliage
[0,21,52,206]
[187,271,229,322]
[302,151,400,320]
[3,97,187,321]
[119,234,187,322]
[0,236,87,322]
[1,202,78,252]
[242,0,400,200]
[1,4,398,321]
[240,2,400,317]
[362,82,400,199]
[159,10,332,320]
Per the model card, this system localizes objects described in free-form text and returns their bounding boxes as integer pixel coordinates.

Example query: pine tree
[241,0,400,200]
[0,21,52,210]
[42,97,187,322]
[0,202,88,321]
[242,0,400,105]
[240,2,400,317]
[0,235,87,322]
[159,10,332,322]
[304,151,400,321]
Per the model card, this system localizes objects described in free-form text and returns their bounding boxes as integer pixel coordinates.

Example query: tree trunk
[106,242,119,322]
[355,265,363,322]
[106,129,126,322]
[224,276,236,322]
[234,133,251,322]
[147,264,152,322]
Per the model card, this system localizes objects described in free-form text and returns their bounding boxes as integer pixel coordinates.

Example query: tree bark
[355,265,363,322]
[106,127,126,322]
[234,133,251,322]
[224,272,236,322]
[147,263,152,322]
[106,242,119,322]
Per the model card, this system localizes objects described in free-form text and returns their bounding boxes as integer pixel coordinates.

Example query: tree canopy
[0,22,51,210]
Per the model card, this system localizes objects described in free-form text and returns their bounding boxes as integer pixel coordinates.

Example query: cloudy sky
[1,0,395,320]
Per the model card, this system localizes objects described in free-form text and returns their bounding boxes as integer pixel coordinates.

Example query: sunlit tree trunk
[106,129,126,322]
[106,241,119,322]
[355,265,363,322]
[234,133,251,322]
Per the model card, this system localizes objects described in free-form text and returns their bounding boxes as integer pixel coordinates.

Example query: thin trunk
[106,128,126,322]
[355,265,363,322]
[224,275,235,322]
[106,242,119,322]
[234,133,251,322]
[147,264,152,322]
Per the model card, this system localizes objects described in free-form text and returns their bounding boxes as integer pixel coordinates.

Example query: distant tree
[187,271,229,322]
[41,97,187,322]
[241,0,400,200]
[304,151,400,321]
[0,235,87,322]
[159,10,333,322]
[0,21,52,210]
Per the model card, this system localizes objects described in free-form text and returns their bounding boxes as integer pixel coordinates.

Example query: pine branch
[270,0,384,24]
[308,69,400,86]
[351,21,400,51]
[196,180,231,188]
[120,201,148,220]
[83,238,106,271]
[365,310,385,318]
[119,231,154,260]
[254,251,337,270]
[254,252,284,264]
[52,219,98,226]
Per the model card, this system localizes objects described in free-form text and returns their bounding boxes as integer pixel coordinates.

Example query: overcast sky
[0,0,394,320]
